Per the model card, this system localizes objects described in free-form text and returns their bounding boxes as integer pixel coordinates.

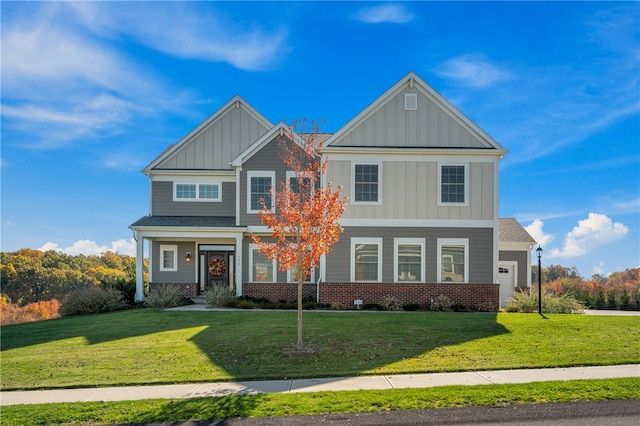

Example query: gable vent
[405,93,417,111]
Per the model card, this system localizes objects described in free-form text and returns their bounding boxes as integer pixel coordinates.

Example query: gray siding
[239,137,290,226]
[151,241,196,283]
[156,105,269,170]
[500,250,529,289]
[328,160,495,220]
[332,88,488,149]
[151,181,236,216]
[326,227,494,283]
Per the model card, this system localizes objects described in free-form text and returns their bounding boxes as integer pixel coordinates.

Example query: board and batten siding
[325,226,494,284]
[327,160,494,220]
[151,181,236,216]
[156,106,270,170]
[332,88,488,149]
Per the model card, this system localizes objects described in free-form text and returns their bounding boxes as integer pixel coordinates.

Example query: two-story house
[130,72,536,310]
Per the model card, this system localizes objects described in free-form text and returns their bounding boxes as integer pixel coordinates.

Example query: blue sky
[1,1,638,278]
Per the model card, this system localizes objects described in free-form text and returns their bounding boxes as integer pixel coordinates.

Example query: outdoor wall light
[185,252,192,263]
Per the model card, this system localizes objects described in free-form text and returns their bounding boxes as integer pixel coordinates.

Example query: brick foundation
[243,282,499,311]
[149,282,198,299]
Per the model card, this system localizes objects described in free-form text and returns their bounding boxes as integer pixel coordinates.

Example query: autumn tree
[250,120,346,348]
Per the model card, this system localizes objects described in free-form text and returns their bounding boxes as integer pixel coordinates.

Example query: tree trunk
[297,276,303,347]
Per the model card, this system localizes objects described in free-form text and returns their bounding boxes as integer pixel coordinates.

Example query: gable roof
[499,218,537,244]
[324,71,506,153]
[142,95,273,174]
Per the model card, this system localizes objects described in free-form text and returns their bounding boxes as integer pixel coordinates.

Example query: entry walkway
[2,364,638,406]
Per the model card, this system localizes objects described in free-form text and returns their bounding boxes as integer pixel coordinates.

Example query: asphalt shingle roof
[130,216,239,228]
[499,218,537,243]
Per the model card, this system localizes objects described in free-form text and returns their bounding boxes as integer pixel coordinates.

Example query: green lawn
[2,378,639,426]
[2,309,638,391]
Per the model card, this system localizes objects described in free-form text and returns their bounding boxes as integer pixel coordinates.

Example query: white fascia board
[340,218,494,228]
[143,95,273,174]
[130,227,246,239]
[150,171,236,183]
[499,241,537,251]
[322,147,506,159]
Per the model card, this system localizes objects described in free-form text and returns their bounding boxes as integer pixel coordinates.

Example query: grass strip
[2,310,639,390]
[2,378,639,426]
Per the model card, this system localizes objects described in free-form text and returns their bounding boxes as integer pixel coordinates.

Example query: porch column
[135,235,145,302]
[235,234,243,297]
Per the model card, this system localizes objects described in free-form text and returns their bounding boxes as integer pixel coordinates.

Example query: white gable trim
[324,71,506,153]
[143,95,273,174]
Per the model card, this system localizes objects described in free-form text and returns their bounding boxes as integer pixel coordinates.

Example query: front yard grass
[2,378,639,426]
[1,309,639,390]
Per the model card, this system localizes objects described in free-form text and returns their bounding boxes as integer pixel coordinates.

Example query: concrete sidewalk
[2,364,638,406]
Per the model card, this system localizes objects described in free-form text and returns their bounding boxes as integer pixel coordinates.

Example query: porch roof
[130,216,239,228]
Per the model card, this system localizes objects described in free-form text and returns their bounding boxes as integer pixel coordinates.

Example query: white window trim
[159,245,178,272]
[437,238,469,283]
[394,238,425,283]
[351,162,382,205]
[247,171,276,213]
[173,182,222,202]
[405,93,418,110]
[287,265,315,283]
[350,237,383,282]
[249,244,277,282]
[437,163,469,207]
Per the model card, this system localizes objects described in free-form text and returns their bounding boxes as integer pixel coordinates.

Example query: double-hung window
[288,264,314,283]
[249,244,276,282]
[351,238,382,282]
[439,164,467,205]
[286,171,313,197]
[353,163,380,203]
[159,245,177,272]
[437,238,469,283]
[394,238,425,282]
[247,171,275,213]
[174,183,221,201]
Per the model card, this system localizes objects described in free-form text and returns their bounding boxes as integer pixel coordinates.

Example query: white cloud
[38,239,136,256]
[524,219,555,247]
[550,213,629,258]
[435,55,513,89]
[592,261,606,276]
[354,4,414,24]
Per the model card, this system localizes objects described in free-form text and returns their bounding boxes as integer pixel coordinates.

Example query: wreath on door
[209,257,226,276]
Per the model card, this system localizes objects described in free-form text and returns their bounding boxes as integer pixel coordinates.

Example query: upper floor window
[159,245,177,272]
[351,238,382,282]
[439,165,467,205]
[394,238,425,282]
[286,171,314,197]
[353,163,380,203]
[247,171,275,213]
[174,183,221,202]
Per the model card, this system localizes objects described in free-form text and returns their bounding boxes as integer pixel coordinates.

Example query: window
[247,171,275,213]
[440,165,466,204]
[249,244,276,282]
[286,171,313,196]
[174,183,221,201]
[159,245,177,272]
[288,264,314,283]
[405,93,418,110]
[351,238,382,282]
[437,239,468,283]
[394,238,425,282]
[353,164,380,203]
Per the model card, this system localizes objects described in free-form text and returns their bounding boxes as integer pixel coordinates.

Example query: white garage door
[498,264,515,307]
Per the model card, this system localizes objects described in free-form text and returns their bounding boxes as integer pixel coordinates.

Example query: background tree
[251,120,346,348]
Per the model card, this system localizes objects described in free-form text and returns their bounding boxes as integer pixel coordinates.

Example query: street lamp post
[537,246,543,315]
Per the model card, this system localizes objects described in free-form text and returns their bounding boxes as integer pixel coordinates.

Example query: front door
[199,250,234,293]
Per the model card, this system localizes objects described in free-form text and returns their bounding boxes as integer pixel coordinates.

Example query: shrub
[60,287,127,316]
[102,278,137,305]
[380,295,403,311]
[203,285,236,308]
[505,290,584,314]
[236,299,256,309]
[403,303,421,311]
[475,300,496,312]
[1,297,61,325]
[144,284,190,309]
[431,294,452,311]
